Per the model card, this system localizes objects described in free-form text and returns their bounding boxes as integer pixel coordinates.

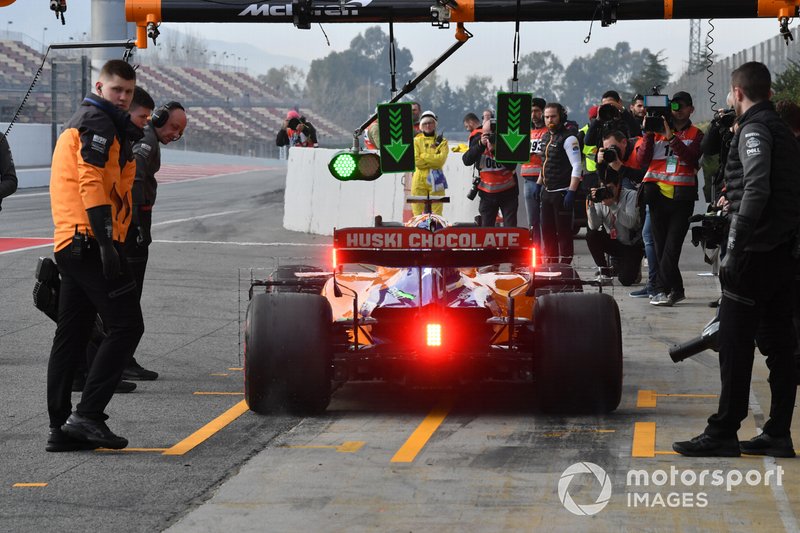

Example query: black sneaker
[669,290,686,305]
[121,360,159,381]
[61,413,128,450]
[673,433,741,457]
[45,427,99,453]
[740,433,796,458]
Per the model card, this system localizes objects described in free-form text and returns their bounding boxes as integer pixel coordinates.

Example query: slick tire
[533,292,622,413]
[244,292,333,415]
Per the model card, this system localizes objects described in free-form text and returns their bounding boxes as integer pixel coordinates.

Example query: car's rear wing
[333,227,535,268]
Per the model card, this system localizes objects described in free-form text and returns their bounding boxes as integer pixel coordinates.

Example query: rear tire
[533,292,622,413]
[244,292,333,415]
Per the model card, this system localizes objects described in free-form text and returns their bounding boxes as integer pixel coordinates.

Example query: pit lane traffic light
[328,151,382,181]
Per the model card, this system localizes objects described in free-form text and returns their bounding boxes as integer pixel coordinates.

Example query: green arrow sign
[495,92,532,164]
[378,102,415,173]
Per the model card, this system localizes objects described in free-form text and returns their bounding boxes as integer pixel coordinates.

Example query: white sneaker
[650,292,672,306]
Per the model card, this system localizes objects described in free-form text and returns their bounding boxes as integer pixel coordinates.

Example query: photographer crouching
[586,131,644,286]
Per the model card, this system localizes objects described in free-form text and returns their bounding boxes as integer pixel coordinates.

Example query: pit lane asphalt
[1,157,798,532]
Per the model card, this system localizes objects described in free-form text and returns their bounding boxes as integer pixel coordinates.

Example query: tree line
[266,26,671,135]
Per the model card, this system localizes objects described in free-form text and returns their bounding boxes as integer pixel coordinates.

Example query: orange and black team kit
[46,94,145,439]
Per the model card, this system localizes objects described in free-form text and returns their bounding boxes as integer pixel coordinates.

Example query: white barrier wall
[283,147,517,236]
[1,123,55,188]
[1,123,53,167]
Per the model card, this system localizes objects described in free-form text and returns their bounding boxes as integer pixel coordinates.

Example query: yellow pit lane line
[12,483,48,488]
[637,389,718,408]
[391,396,454,463]
[163,400,249,456]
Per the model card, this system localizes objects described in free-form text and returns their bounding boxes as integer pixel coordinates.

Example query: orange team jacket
[50,96,137,252]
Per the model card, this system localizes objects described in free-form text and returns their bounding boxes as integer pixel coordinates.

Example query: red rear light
[332,248,338,271]
[531,246,537,268]
[426,323,442,347]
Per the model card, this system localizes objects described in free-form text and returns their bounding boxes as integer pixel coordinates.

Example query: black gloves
[136,207,152,247]
[719,214,754,289]
[86,205,120,280]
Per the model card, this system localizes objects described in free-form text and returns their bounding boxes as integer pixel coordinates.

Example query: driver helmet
[406,213,448,232]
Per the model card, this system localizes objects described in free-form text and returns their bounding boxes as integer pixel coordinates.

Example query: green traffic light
[331,152,358,180]
[328,151,382,181]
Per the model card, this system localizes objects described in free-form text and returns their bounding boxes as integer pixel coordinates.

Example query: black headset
[556,103,568,124]
[151,101,184,128]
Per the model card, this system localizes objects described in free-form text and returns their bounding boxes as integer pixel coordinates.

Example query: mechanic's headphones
[151,101,184,128]
[556,103,568,124]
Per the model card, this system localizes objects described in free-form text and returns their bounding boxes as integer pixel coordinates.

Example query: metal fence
[666,26,800,121]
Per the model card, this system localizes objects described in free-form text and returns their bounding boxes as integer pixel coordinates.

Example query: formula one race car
[243,202,622,415]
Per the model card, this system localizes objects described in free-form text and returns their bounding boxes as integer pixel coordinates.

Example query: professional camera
[487,118,497,146]
[600,145,620,163]
[643,92,673,133]
[689,211,728,251]
[591,186,613,203]
[466,175,481,201]
[713,108,736,130]
[597,103,622,123]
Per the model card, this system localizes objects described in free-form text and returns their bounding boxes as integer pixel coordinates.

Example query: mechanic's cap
[588,105,599,120]
[419,110,438,125]
[671,91,693,107]
[286,109,300,120]
[532,97,546,111]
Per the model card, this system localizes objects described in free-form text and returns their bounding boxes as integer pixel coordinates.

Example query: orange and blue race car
[243,206,622,416]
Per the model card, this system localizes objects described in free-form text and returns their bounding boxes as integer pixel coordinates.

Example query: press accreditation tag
[665,156,678,173]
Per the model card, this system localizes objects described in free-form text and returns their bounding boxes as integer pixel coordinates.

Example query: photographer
[634,91,703,307]
[461,116,518,227]
[702,92,736,207]
[585,90,643,147]
[587,135,644,286]
[276,110,317,149]
[630,93,646,122]
[596,130,644,190]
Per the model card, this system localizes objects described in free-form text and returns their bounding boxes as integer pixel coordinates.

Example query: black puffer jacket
[540,126,574,191]
[0,134,17,212]
[724,100,800,251]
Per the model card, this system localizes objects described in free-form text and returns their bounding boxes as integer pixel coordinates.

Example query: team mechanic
[462,116,519,227]
[534,103,582,264]
[123,99,187,380]
[520,97,548,249]
[674,62,800,458]
[0,132,17,211]
[46,60,144,452]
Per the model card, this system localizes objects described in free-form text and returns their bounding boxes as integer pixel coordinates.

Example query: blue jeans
[523,178,541,248]
[643,206,658,291]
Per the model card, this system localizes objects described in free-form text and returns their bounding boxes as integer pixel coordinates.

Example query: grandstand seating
[0,39,352,156]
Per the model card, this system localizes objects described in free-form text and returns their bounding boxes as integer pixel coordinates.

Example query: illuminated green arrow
[385,107,410,163]
[500,97,525,151]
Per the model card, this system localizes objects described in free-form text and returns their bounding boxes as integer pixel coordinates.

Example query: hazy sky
[2,2,798,88]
